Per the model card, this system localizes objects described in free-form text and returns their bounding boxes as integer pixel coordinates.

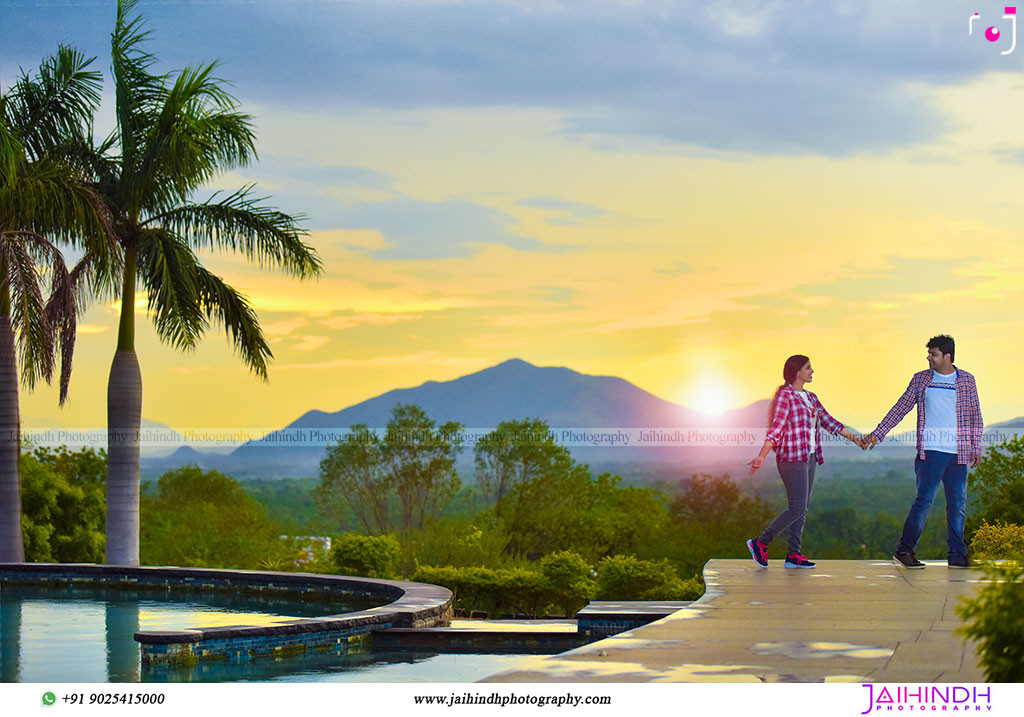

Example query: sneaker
[784,553,816,569]
[747,538,769,568]
[892,551,925,569]
[948,556,971,569]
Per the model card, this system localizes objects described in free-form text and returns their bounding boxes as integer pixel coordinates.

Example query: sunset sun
[689,379,734,416]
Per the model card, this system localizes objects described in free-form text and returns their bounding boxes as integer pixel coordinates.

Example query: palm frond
[68,251,121,319]
[0,234,54,391]
[3,232,76,402]
[5,44,102,161]
[0,157,111,246]
[0,111,24,185]
[36,241,77,405]
[135,227,207,352]
[192,265,272,381]
[130,63,258,213]
[112,0,167,187]
[145,185,322,279]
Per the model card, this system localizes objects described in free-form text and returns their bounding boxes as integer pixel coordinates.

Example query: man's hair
[927,334,955,362]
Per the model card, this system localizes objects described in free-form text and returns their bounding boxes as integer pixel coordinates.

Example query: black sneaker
[893,551,925,569]
[747,538,769,568]
[948,556,971,569]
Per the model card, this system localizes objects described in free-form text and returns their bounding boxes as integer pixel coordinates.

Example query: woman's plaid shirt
[869,367,983,465]
[765,386,845,465]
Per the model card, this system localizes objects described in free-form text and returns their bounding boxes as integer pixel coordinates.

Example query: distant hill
[143,358,770,479]
[140,359,1021,480]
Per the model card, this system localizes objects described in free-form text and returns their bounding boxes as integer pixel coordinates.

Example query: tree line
[17,410,1024,671]
[0,0,321,565]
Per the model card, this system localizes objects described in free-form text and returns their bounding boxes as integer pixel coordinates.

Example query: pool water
[0,586,536,683]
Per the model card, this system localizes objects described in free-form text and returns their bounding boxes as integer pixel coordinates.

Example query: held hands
[861,433,879,451]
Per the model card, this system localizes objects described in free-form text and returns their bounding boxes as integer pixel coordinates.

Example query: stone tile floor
[482,559,991,683]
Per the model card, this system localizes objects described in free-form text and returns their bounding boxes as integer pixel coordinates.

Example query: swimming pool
[0,563,454,668]
[0,584,537,683]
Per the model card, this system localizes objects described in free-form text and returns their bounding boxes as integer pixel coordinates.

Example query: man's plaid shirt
[765,386,845,465]
[869,367,983,465]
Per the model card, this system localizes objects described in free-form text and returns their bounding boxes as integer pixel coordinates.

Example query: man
[864,335,983,569]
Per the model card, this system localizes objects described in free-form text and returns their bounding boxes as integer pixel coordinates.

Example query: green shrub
[21,447,106,563]
[969,521,1024,562]
[968,434,1024,526]
[331,532,401,579]
[595,554,701,601]
[402,519,510,573]
[412,553,704,616]
[957,563,1024,681]
[412,564,549,617]
[540,550,595,616]
[141,466,284,569]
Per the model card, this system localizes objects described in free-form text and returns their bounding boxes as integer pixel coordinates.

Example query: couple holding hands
[746,334,983,570]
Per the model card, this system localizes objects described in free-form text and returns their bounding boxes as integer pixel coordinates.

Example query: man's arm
[868,374,921,446]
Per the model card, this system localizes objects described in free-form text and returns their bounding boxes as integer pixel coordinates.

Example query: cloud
[253,157,393,189]
[654,260,692,277]
[270,350,483,372]
[334,198,575,259]
[528,285,578,303]
[793,256,987,302]
[263,317,308,337]
[516,196,612,226]
[207,160,396,232]
[990,147,1024,164]
[319,311,425,331]
[4,1,990,159]
[291,335,330,352]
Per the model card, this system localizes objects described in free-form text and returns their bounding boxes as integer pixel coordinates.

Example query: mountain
[27,419,197,459]
[142,358,773,479]
[140,359,1020,480]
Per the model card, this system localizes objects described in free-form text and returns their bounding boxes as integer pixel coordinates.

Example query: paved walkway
[482,559,991,683]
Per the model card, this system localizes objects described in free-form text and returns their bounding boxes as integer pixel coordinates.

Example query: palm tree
[90,0,321,565]
[0,47,111,562]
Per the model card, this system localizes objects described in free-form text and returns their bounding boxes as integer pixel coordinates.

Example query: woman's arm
[814,394,862,445]
[752,391,789,475]
[764,390,791,445]
[838,426,863,446]
[748,439,774,474]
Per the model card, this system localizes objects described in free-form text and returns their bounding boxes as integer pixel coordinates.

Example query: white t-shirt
[794,389,816,453]
[924,370,958,454]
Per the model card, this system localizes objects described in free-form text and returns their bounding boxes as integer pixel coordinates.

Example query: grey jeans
[758,456,816,555]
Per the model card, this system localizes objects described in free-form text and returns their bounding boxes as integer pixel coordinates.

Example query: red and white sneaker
[747,538,769,567]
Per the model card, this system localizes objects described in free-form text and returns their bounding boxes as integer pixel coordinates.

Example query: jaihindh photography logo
[860,684,993,713]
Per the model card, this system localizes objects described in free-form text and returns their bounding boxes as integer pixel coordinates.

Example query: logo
[970,7,1017,54]
[860,684,993,714]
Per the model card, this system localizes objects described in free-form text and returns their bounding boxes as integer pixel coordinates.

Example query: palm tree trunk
[106,248,141,566]
[0,307,25,563]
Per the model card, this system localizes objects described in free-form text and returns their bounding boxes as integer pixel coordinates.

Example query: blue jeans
[896,450,968,558]
[759,457,816,555]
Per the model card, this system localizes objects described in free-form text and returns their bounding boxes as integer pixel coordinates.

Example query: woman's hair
[767,354,810,426]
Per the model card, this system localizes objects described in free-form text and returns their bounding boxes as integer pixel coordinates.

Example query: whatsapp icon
[42,692,56,706]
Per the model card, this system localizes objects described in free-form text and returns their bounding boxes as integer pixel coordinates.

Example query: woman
[746,355,863,569]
